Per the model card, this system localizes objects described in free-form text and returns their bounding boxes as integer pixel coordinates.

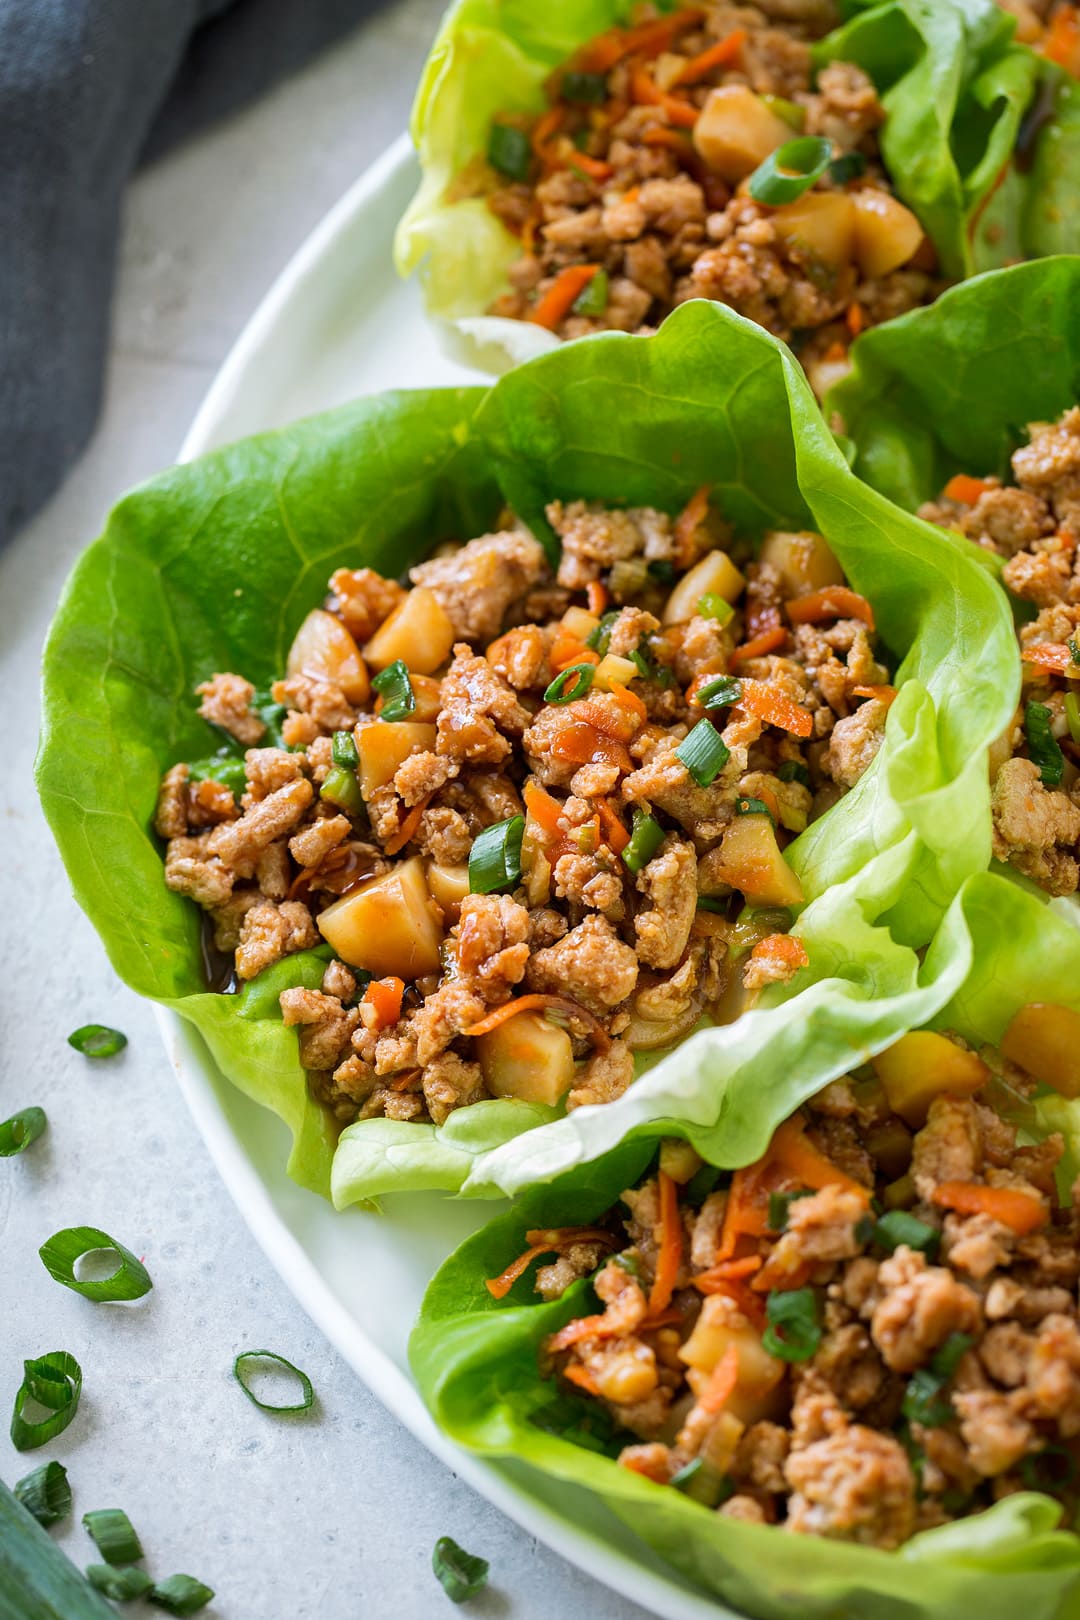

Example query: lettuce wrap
[394,0,1080,361]
[408,872,1080,1620]
[38,303,1016,1204]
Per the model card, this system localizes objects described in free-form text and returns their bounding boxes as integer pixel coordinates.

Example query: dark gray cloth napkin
[1,0,382,548]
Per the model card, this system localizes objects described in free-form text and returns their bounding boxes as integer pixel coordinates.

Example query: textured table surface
[0,5,657,1616]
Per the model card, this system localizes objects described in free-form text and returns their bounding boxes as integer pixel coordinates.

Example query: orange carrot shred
[628,61,699,127]
[737,677,814,739]
[1045,4,1080,74]
[547,1312,611,1352]
[464,992,611,1052]
[730,626,787,665]
[586,580,609,617]
[597,796,631,854]
[1022,641,1080,677]
[700,1343,741,1414]
[694,1254,763,1287]
[363,975,405,1030]
[670,28,747,85]
[943,474,991,506]
[550,632,601,672]
[846,301,865,338]
[786,586,875,631]
[524,780,565,839]
[749,934,809,971]
[562,1363,601,1396]
[852,683,897,707]
[382,794,432,857]
[931,1181,1047,1235]
[608,681,648,724]
[531,105,564,161]
[528,264,602,330]
[769,1117,869,1198]
[570,151,614,183]
[674,483,712,563]
[648,1170,683,1317]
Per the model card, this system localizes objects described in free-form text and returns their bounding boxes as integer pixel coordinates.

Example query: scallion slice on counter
[14,1461,71,1527]
[871,1209,940,1258]
[233,1350,314,1414]
[83,1509,144,1566]
[675,719,730,787]
[697,593,734,624]
[372,658,416,722]
[777,759,810,788]
[1025,699,1065,786]
[149,1574,215,1615]
[697,674,742,711]
[545,664,595,704]
[1066,691,1080,746]
[39,1227,152,1303]
[572,267,609,317]
[468,815,525,894]
[749,136,832,205]
[88,1564,154,1601]
[432,1536,489,1604]
[67,1025,127,1059]
[0,1106,47,1157]
[487,122,531,181]
[621,807,664,873]
[561,69,608,104]
[319,764,365,818]
[762,1286,821,1363]
[10,1352,83,1452]
[331,729,359,769]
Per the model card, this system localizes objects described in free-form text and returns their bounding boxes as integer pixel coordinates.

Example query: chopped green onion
[828,151,867,184]
[371,658,416,722]
[0,1106,47,1157]
[697,675,742,711]
[1021,1443,1079,1492]
[319,764,365,819]
[469,816,525,894]
[777,759,811,788]
[649,560,676,585]
[1025,700,1064,787]
[432,1537,489,1605]
[67,1025,127,1059]
[613,1251,643,1279]
[902,1367,953,1429]
[695,896,726,913]
[854,1212,877,1245]
[10,1352,83,1452]
[83,1509,144,1565]
[149,1574,215,1615]
[762,94,806,131]
[88,1564,154,1601]
[586,609,620,655]
[187,754,246,798]
[233,1350,314,1414]
[572,127,591,150]
[697,593,734,625]
[871,1209,940,1258]
[670,1457,734,1508]
[1069,635,1080,667]
[488,122,531,181]
[736,795,774,823]
[931,1331,974,1381]
[562,70,608,104]
[621,807,665,873]
[762,1286,821,1363]
[683,1163,723,1206]
[545,664,595,704]
[676,719,730,787]
[767,1188,814,1231]
[331,729,359,768]
[1066,691,1080,746]
[629,643,672,686]
[251,688,290,750]
[39,1227,152,1303]
[749,136,832,205]
[573,267,609,317]
[14,1461,71,1527]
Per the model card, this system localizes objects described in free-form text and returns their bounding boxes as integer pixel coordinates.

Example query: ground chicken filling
[920,408,1080,898]
[156,494,893,1129]
[469,1,936,398]
[510,1014,1080,1548]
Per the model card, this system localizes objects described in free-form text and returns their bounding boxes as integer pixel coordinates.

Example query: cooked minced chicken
[921,408,1080,897]
[156,496,893,1128]
[469,2,935,397]
[514,1016,1080,1546]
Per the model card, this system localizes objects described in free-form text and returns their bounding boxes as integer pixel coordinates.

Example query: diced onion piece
[692,85,793,181]
[1000,1003,1080,1099]
[425,861,471,922]
[663,549,746,625]
[709,815,804,907]
[355,720,436,798]
[476,1011,576,1106]
[871,1031,989,1127]
[317,856,443,979]
[771,191,855,270]
[758,531,843,597]
[286,609,369,705]
[363,586,454,674]
[851,189,924,279]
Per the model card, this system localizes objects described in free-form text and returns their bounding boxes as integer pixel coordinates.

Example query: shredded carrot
[486,1246,551,1300]
[628,61,700,127]
[786,586,875,631]
[694,1255,763,1287]
[392,1067,422,1092]
[486,1226,612,1299]
[547,1312,611,1351]
[824,340,848,364]
[730,626,788,665]
[551,723,634,774]
[569,695,641,741]
[749,934,809,971]
[524,780,565,839]
[531,105,564,161]
[597,796,631,854]
[549,632,601,672]
[770,1117,869,1198]
[608,681,648,724]
[363,975,405,1030]
[647,1171,683,1318]
[579,7,704,72]
[641,127,694,156]
[846,301,865,338]
[674,483,712,563]
[699,1343,741,1414]
[852,683,897,707]
[382,794,432,857]
[586,580,609,617]
[737,678,814,739]
[562,1363,602,1395]
[671,28,746,84]
[1045,4,1080,74]
[716,1165,771,1260]
[528,264,602,330]
[570,151,614,183]
[464,992,611,1052]
[1022,641,1079,677]
[525,1225,615,1249]
[931,1181,1047,1235]
[622,183,642,204]
[942,474,991,506]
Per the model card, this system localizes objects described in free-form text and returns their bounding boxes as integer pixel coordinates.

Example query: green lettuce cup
[395,0,1080,368]
[408,873,1080,1620]
[38,302,1015,1204]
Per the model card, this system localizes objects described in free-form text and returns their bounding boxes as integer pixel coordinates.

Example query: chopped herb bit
[777,759,810,788]
[736,795,774,822]
[854,1213,877,1245]
[767,1189,814,1231]
[1021,1444,1078,1492]
[251,688,290,749]
[697,675,742,711]
[1066,691,1080,746]
[67,1025,127,1059]
[432,1536,490,1604]
[39,1227,152,1303]
[695,896,726,913]
[469,815,525,894]
[871,1209,940,1259]
[749,136,831,205]
[545,664,595,704]
[901,1367,953,1429]
[187,753,246,797]
[10,1351,83,1452]
[1068,635,1080,667]
[319,764,366,819]
[629,642,672,686]
[1024,700,1064,787]
[233,1349,315,1414]
[697,592,734,624]
[931,1332,974,1382]
[88,1564,154,1601]
[762,1287,821,1363]
[488,122,530,181]
[683,1163,723,1206]
[14,1460,71,1527]
[149,1574,215,1615]
[648,560,676,584]
[562,70,608,104]
[676,718,730,787]
[83,1508,144,1566]
[828,151,867,184]
[573,267,609,317]
[622,807,665,873]
[0,1106,47,1157]
[331,729,359,769]
[586,609,620,655]
[670,1457,734,1508]
[613,1252,642,1278]
[371,658,416,723]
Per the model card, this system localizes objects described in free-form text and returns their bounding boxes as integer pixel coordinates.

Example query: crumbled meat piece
[394,750,458,807]
[606,606,662,659]
[235,899,317,981]
[823,698,888,788]
[1025,1314,1080,1434]
[486,624,551,690]
[155,763,191,839]
[567,1039,634,1111]
[720,1495,768,1525]
[208,888,260,952]
[272,673,356,733]
[1003,545,1074,608]
[436,645,532,765]
[410,530,547,643]
[164,835,234,908]
[553,848,625,916]
[309,1055,377,1122]
[623,736,739,844]
[870,1247,982,1373]
[255,839,291,899]
[961,486,1050,556]
[422,1051,487,1126]
[761,1184,869,1287]
[416,805,473,865]
[785,1426,916,1549]
[1012,407,1080,533]
[942,1213,1015,1280]
[288,814,351,868]
[322,959,356,1001]
[527,915,639,1015]
[207,778,314,878]
[911,1095,981,1202]
[735,1422,790,1495]
[243,747,304,805]
[535,1241,610,1301]
[279,986,360,1070]
[329,566,405,641]
[455,892,532,989]
[547,500,671,591]
[196,672,265,745]
[634,834,697,970]
[689,1190,728,1272]
[991,758,1080,896]
[953,1389,1033,1477]
[528,907,568,949]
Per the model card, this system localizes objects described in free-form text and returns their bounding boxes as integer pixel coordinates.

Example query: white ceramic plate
[167,134,732,1620]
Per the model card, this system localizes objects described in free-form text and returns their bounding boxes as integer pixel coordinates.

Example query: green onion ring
[675,718,731,787]
[749,136,832,206]
[39,1226,152,1302]
[468,815,525,895]
[84,1508,144,1565]
[149,1574,216,1615]
[762,1286,821,1362]
[88,1565,155,1601]
[371,658,416,723]
[233,1349,315,1414]
[0,1106,47,1157]
[14,1460,71,1526]
[544,664,595,704]
[10,1351,83,1452]
[67,1024,127,1058]
[432,1536,489,1604]
[697,674,742,711]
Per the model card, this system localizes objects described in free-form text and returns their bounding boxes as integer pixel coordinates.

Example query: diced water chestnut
[363,586,454,674]
[317,856,443,979]
[758,531,844,597]
[663,549,746,625]
[286,609,370,705]
[852,190,924,279]
[356,720,437,798]
[871,1031,989,1126]
[709,816,804,908]
[1000,1003,1080,1099]
[476,1011,576,1106]
[693,85,793,181]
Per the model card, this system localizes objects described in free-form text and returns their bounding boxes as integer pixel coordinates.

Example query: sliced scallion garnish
[767,1188,814,1231]
[1025,699,1065,786]
[561,70,608,104]
[372,658,416,722]
[736,795,774,823]
[695,896,726,913]
[762,94,806,131]
[1068,634,1080,667]
[573,268,609,317]
[621,807,664,873]
[670,1457,733,1508]
[649,559,676,584]
[10,1352,83,1452]
[88,1564,154,1601]
[83,1508,144,1565]
[251,688,290,750]
[149,1574,215,1615]
[749,136,832,205]
[1066,691,1080,746]
[871,1209,940,1258]
[39,1227,152,1303]
[187,754,246,798]
[233,1349,314,1414]
[762,1286,821,1363]
[628,643,671,686]
[545,664,595,704]
[468,816,525,895]
[697,674,742,711]
[0,1106,47,1157]
[901,1366,953,1429]
[319,764,365,819]
[488,122,531,181]
[432,1536,489,1605]
[697,593,734,624]
[777,759,810,788]
[331,729,359,769]
[14,1460,71,1526]
[586,609,620,655]
[67,1025,127,1059]
[675,719,730,787]
[828,151,867,184]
